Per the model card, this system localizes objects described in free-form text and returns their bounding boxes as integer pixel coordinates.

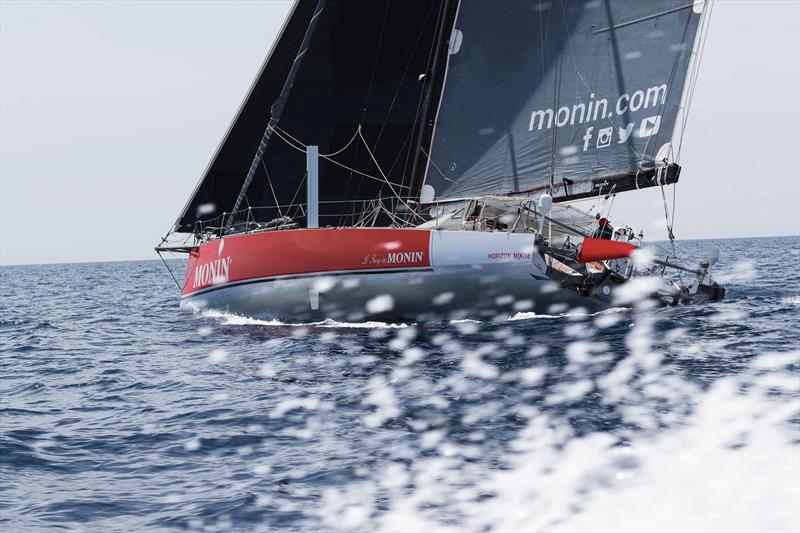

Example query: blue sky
[1,0,798,265]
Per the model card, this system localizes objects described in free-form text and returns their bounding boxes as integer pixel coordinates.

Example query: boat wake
[198,309,412,329]
[198,307,630,330]
[510,307,628,322]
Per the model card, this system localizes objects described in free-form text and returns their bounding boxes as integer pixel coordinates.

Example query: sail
[422,0,704,201]
[175,0,453,233]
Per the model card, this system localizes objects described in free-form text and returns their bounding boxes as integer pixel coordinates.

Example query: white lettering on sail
[529,84,668,131]
[193,256,232,288]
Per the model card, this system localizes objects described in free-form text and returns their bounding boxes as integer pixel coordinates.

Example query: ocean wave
[2,238,798,531]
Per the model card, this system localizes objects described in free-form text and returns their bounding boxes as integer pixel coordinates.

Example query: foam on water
[199,309,412,329]
[353,348,800,533]
[510,307,628,321]
[311,304,800,532]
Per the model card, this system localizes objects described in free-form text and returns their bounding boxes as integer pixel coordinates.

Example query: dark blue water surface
[1,236,798,532]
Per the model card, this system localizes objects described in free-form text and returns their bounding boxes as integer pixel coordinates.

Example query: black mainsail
[421,0,704,202]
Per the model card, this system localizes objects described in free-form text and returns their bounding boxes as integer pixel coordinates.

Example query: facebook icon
[582,127,594,151]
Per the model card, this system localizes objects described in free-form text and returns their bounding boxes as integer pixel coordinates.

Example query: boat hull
[180,228,605,321]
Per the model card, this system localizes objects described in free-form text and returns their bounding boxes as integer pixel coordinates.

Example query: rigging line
[359,0,391,125]
[227,0,326,227]
[385,124,416,177]
[560,0,640,169]
[419,146,455,183]
[321,126,361,157]
[405,0,450,202]
[272,125,409,190]
[409,0,461,203]
[537,0,547,107]
[275,124,362,167]
[260,159,283,218]
[344,16,398,208]
[677,0,714,162]
[157,251,183,291]
[669,182,679,287]
[548,2,564,188]
[599,186,617,219]
[322,124,363,225]
[373,0,437,154]
[686,4,713,121]
[357,128,420,216]
[558,0,592,94]
[287,172,307,215]
[397,119,421,190]
[558,0,639,170]
[670,180,677,230]
[273,126,308,152]
[323,154,409,190]
[639,14,692,161]
[592,3,695,33]
[343,1,392,213]
[159,222,177,245]
[660,183,676,255]
[645,6,712,160]
[599,0,644,162]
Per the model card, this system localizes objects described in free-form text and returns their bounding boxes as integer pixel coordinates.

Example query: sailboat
[156,0,724,322]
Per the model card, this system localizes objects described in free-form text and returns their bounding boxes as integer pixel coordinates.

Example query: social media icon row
[582,115,662,151]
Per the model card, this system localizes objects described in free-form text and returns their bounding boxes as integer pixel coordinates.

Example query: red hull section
[577,237,637,263]
[182,228,431,296]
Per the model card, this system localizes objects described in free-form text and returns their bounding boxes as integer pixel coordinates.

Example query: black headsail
[421,0,705,203]
[174,0,453,234]
[226,0,326,228]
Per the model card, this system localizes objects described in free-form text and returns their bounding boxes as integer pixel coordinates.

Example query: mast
[406,0,453,213]
[226,0,326,228]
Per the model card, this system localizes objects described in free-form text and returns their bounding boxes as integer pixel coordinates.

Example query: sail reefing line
[226,0,327,228]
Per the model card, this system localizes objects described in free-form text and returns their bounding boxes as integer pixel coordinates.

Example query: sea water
[1,236,798,532]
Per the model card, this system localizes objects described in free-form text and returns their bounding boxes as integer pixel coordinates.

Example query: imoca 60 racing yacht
[156,0,724,322]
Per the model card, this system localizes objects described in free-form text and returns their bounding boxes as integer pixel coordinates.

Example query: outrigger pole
[227,0,327,228]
